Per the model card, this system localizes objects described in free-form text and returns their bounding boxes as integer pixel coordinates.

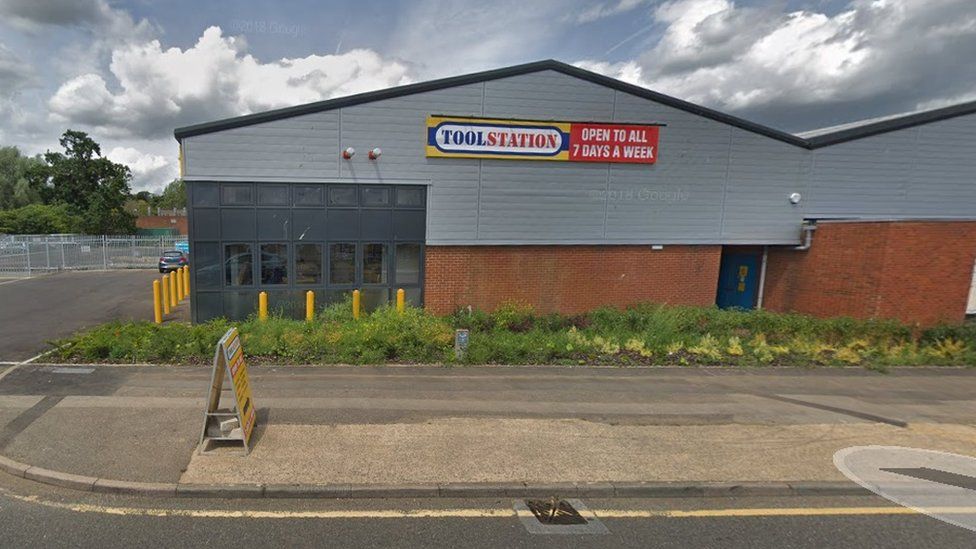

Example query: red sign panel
[568,123,659,164]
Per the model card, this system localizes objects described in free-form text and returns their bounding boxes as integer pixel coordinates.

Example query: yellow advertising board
[199,327,257,453]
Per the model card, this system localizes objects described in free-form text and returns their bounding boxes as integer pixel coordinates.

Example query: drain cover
[526,498,588,525]
[514,498,609,535]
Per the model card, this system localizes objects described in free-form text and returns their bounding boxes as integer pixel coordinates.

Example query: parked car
[158,250,188,273]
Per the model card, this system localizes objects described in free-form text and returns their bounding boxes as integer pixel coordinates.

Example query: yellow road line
[6,490,976,520]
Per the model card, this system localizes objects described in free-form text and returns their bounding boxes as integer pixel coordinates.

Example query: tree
[156,179,186,209]
[0,204,83,234]
[29,130,136,234]
[0,147,43,209]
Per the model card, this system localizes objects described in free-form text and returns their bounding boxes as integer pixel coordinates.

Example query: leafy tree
[0,146,43,209]
[29,130,136,234]
[0,204,83,234]
[156,178,186,209]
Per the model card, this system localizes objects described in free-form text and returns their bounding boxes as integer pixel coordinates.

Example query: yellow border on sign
[426,115,571,161]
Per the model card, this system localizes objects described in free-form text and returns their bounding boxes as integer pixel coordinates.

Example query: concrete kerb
[0,454,870,498]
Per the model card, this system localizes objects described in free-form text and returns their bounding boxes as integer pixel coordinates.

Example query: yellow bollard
[396,288,405,314]
[152,280,162,324]
[183,265,190,298]
[176,265,184,302]
[169,270,177,308]
[305,290,315,321]
[258,291,268,321]
[161,274,171,315]
[352,289,361,320]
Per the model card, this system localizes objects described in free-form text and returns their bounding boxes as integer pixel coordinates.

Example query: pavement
[0,270,187,362]
[0,364,974,497]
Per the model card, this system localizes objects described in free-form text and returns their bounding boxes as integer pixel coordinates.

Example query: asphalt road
[0,474,971,548]
[0,270,174,362]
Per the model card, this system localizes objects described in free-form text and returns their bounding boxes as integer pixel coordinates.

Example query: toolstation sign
[425,116,661,163]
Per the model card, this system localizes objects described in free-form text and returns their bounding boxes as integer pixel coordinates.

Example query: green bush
[54,302,976,368]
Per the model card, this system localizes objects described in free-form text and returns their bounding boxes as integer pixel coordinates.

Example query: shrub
[53,301,976,368]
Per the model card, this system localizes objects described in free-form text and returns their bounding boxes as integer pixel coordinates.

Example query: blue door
[716,253,759,309]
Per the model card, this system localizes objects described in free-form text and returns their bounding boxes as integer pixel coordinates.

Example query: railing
[0,234,187,277]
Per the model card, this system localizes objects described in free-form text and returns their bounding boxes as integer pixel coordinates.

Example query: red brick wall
[424,245,722,315]
[136,215,188,234]
[763,221,976,326]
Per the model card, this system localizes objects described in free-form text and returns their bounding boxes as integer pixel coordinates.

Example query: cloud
[48,26,412,140]
[0,0,155,41]
[576,0,976,131]
[575,0,650,24]
[0,43,37,97]
[106,146,173,192]
[389,0,568,76]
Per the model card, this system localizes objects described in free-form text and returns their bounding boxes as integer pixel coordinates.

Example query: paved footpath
[0,364,973,494]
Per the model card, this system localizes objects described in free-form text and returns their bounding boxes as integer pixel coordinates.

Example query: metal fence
[0,234,187,277]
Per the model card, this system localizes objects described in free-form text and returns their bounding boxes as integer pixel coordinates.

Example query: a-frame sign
[200,327,257,454]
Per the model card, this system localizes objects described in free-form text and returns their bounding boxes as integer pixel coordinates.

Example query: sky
[0,0,974,192]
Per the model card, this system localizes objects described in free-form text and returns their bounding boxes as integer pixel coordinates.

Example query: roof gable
[173,59,976,149]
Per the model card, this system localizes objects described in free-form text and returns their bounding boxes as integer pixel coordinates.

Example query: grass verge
[53,300,976,368]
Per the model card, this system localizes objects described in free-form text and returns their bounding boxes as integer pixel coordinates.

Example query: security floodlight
[368,147,382,160]
[342,147,355,159]
[789,192,802,205]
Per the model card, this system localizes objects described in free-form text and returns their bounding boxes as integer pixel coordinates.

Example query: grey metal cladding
[182,67,976,246]
[807,113,976,219]
[183,111,341,179]
[721,129,808,241]
[483,71,614,120]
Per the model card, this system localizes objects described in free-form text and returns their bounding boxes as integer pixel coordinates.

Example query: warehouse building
[174,60,976,326]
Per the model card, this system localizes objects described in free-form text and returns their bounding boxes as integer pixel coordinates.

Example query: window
[294,185,324,206]
[260,243,288,285]
[328,186,358,207]
[221,184,252,205]
[329,243,356,284]
[395,243,421,285]
[257,185,289,205]
[295,244,323,285]
[225,244,253,286]
[362,186,391,207]
[362,243,388,284]
[395,187,425,207]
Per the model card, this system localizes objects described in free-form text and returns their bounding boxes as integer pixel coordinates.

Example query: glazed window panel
[260,243,289,285]
[362,243,388,284]
[295,243,323,285]
[395,187,425,207]
[328,186,358,207]
[361,186,391,207]
[395,243,421,285]
[224,244,253,287]
[329,243,356,284]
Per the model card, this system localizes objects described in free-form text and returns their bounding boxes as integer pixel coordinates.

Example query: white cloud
[576,0,976,129]
[106,146,174,193]
[48,26,412,139]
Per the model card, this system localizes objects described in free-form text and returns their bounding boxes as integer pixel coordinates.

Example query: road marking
[3,490,974,520]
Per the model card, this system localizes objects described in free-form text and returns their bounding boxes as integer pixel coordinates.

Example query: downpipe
[793,222,817,251]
